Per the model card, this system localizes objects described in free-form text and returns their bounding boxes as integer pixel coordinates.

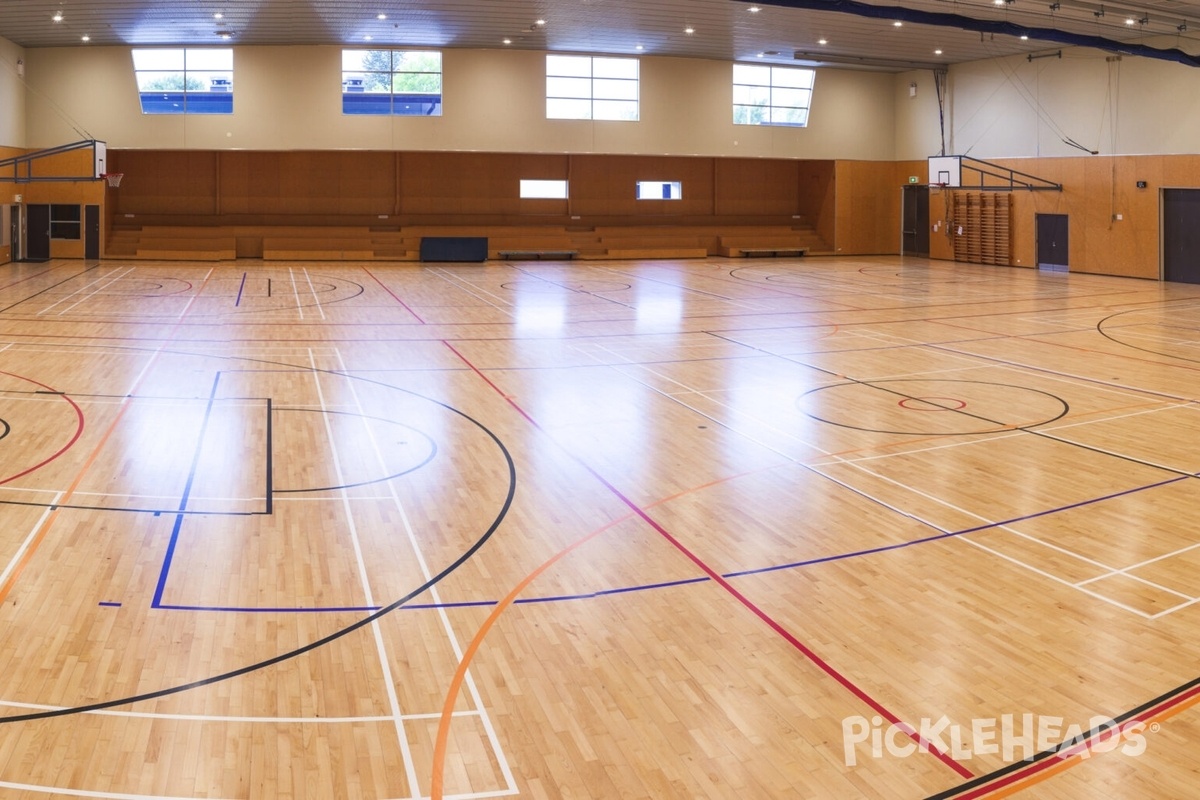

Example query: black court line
[0,264,104,314]
[0,344,517,725]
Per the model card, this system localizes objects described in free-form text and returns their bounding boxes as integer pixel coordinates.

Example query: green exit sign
[908,176,919,183]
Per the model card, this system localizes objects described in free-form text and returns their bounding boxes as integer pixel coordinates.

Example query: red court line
[0,371,85,486]
[361,266,427,324]
[442,340,975,781]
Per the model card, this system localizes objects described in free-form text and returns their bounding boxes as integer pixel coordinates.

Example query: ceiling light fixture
[377,13,387,20]
[893,20,903,26]
[214,12,224,20]
[818,38,828,44]
[750,5,762,11]
[364,34,373,40]
[536,19,546,26]
[503,38,512,44]
[1021,34,1029,38]
[81,35,90,42]
[53,11,64,22]
[685,26,695,34]
[935,48,943,54]
[635,44,644,50]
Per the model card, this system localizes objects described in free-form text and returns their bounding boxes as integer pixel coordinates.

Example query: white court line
[0,493,63,590]
[333,348,517,797]
[427,267,516,315]
[307,348,420,795]
[303,267,327,320]
[0,782,239,800]
[592,343,1193,617]
[34,267,133,317]
[0,698,485,724]
[288,267,306,320]
[54,267,137,317]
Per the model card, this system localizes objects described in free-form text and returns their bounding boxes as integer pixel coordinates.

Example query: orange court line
[428,460,792,799]
[0,270,214,605]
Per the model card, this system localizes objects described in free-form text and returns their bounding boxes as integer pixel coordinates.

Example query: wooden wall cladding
[714,158,801,216]
[107,149,837,228]
[398,152,569,216]
[568,155,715,217]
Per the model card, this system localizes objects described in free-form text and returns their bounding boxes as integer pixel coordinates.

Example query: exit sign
[908,176,919,183]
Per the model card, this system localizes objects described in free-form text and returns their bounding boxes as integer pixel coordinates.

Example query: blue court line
[152,372,223,609]
[155,474,1192,614]
[234,272,247,307]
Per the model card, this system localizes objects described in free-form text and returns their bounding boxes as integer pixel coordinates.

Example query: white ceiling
[2,0,1200,71]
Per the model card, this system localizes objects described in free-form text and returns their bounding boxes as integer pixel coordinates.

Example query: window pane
[772,87,811,108]
[593,57,637,79]
[636,181,682,199]
[395,72,441,93]
[520,179,569,199]
[733,104,768,125]
[396,51,441,72]
[132,49,184,70]
[593,78,637,101]
[547,76,592,99]
[547,55,591,77]
[771,67,814,88]
[593,99,638,121]
[185,48,233,71]
[733,64,771,86]
[136,71,187,91]
[770,106,808,126]
[733,85,771,106]
[547,97,592,119]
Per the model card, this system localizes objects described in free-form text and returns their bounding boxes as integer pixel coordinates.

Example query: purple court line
[98,602,122,608]
[234,272,247,307]
[362,266,426,323]
[150,469,1192,615]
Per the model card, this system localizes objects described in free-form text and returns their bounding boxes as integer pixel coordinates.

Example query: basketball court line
[327,347,516,797]
[442,340,976,781]
[426,267,516,313]
[302,267,327,320]
[360,266,427,323]
[0,698,487,724]
[306,347,420,795]
[37,266,135,317]
[585,341,1200,617]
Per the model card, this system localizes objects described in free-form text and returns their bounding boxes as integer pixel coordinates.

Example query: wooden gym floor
[0,255,1198,799]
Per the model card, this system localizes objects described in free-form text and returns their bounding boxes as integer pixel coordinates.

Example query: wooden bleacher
[104,222,830,263]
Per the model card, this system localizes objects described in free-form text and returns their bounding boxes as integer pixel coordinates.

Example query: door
[6,205,18,262]
[1036,213,1068,271]
[1163,189,1200,284]
[85,204,101,260]
[902,185,930,257]
[25,204,50,262]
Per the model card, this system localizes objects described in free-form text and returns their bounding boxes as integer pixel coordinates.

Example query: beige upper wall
[922,46,1200,160]
[0,36,25,147]
[19,45,898,159]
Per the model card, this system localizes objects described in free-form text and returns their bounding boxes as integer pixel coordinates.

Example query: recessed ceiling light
[749,5,762,11]
[1125,16,1136,24]
[214,12,224,20]
[53,11,64,22]
[818,38,828,44]
[757,52,765,57]
[893,20,903,26]
[81,35,90,42]
[935,48,943,54]
[377,13,387,20]
[503,38,512,44]
[536,19,546,26]
[1020,34,1029,39]
[635,44,644,50]
[364,34,373,40]
[685,26,695,34]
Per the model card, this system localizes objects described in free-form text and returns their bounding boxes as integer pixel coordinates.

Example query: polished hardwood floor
[0,255,1198,799]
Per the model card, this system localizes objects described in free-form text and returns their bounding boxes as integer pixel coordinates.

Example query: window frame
[341,49,443,116]
[132,48,234,115]
[732,64,815,128]
[546,55,639,121]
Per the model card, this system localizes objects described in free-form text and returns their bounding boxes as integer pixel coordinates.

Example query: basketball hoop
[100,173,123,188]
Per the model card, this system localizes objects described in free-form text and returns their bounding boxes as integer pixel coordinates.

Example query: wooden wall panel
[797,161,836,245]
[832,160,916,255]
[714,159,800,216]
[109,151,218,216]
[398,152,570,217]
[567,155,715,218]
